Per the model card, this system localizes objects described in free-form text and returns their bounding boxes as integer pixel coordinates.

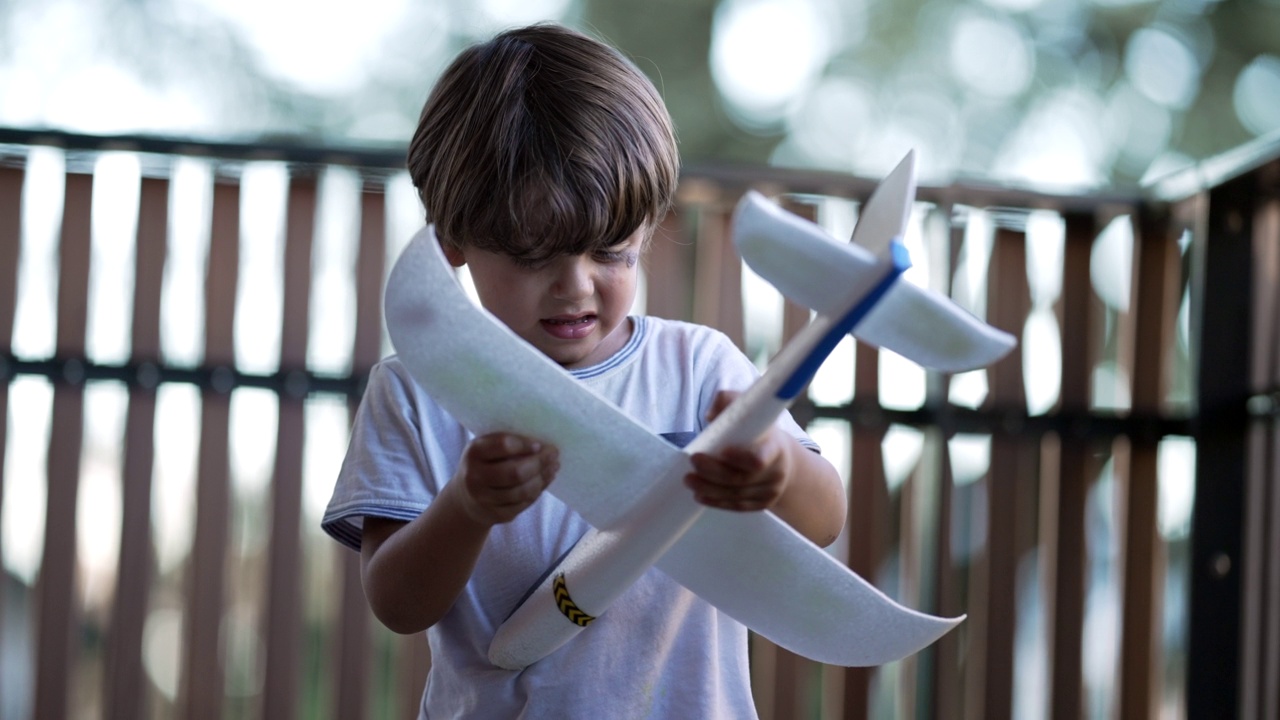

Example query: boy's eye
[510,256,548,270]
[594,249,637,267]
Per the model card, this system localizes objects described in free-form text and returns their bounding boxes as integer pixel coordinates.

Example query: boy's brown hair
[407,23,679,265]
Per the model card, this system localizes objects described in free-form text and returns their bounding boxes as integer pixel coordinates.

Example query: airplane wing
[734,191,1016,373]
[384,228,681,530]
[657,505,960,666]
[384,226,961,668]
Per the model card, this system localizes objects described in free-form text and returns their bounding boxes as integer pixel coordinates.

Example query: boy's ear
[440,240,467,267]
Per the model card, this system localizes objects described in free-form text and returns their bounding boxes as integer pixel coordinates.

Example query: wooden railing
[0,127,1277,720]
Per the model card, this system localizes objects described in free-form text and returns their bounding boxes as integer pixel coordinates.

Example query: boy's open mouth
[542,314,597,340]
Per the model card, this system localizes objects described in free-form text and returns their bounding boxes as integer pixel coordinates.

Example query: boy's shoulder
[636,315,737,354]
[632,315,744,371]
[639,315,731,342]
[368,354,414,384]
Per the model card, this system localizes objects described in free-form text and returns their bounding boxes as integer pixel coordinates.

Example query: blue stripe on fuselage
[775,239,912,401]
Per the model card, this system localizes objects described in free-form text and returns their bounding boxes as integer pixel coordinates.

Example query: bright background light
[0,0,1275,186]
[711,0,834,126]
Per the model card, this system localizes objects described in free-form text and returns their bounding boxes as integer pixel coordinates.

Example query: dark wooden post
[971,220,1032,720]
[1186,172,1253,720]
[1118,203,1181,720]
[260,169,318,720]
[34,162,93,720]
[329,175,389,720]
[1046,210,1096,720]
[182,168,241,720]
[1239,162,1280,720]
[692,201,744,349]
[0,163,24,683]
[104,170,170,720]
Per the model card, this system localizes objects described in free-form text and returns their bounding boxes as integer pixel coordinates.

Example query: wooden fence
[0,127,1277,719]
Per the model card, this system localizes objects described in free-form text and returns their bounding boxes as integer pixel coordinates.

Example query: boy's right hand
[451,433,559,526]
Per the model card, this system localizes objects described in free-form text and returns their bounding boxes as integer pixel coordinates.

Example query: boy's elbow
[360,551,442,635]
[810,454,847,548]
[363,578,442,635]
[815,506,847,548]
[375,608,435,636]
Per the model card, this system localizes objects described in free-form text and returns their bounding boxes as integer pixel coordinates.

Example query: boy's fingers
[488,450,559,487]
[456,435,560,524]
[689,450,763,479]
[686,479,780,510]
[475,453,559,491]
[704,390,741,422]
[686,470,780,496]
[471,432,546,460]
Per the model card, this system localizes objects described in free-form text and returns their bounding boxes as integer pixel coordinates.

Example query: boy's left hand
[684,390,794,512]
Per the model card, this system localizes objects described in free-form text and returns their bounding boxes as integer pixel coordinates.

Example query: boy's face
[443,230,645,369]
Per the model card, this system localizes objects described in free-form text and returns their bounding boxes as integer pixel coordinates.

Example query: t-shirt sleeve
[320,359,468,551]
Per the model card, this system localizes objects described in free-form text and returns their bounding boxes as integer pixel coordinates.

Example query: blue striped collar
[570,316,646,380]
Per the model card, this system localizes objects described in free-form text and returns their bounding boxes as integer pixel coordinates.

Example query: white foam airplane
[384,151,1016,670]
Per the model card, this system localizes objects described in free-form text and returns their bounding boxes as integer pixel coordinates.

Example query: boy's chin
[548,346,596,369]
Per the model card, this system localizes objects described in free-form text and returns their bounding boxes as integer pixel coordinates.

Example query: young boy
[322,23,846,718]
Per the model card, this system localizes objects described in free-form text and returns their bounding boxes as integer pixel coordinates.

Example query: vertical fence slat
[692,203,744,349]
[0,166,21,343]
[778,198,816,357]
[1242,173,1280,720]
[714,207,744,349]
[1242,392,1270,720]
[930,209,967,720]
[1046,211,1095,720]
[843,342,889,720]
[183,174,240,720]
[105,173,169,720]
[1119,204,1180,719]
[398,638,431,720]
[908,205,957,720]
[646,208,695,322]
[1187,171,1254,719]
[691,203,724,331]
[262,172,316,720]
[930,445,961,720]
[766,198,818,719]
[34,166,93,720]
[975,224,1031,720]
[331,179,388,720]
[1266,415,1280,720]
[0,164,24,684]
[1260,182,1280,720]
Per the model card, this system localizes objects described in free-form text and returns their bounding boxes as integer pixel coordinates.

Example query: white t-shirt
[322,316,817,719]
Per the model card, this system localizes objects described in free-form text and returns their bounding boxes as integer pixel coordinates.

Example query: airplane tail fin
[850,149,916,258]
[732,161,1015,374]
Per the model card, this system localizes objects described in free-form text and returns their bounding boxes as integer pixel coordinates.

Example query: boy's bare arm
[360,434,559,634]
[763,433,847,546]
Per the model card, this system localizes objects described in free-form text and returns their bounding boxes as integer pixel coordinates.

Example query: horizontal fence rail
[0,126,1278,720]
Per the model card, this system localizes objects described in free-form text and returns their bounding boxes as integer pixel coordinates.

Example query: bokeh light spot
[481,0,570,26]
[1233,54,1280,136]
[194,0,410,94]
[979,0,1045,13]
[1090,215,1133,313]
[711,0,832,125]
[993,88,1108,188]
[949,11,1034,99]
[1106,82,1174,177]
[1125,27,1200,109]
[785,76,874,171]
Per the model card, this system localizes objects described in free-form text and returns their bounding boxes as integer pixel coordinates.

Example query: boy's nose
[550,256,594,300]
